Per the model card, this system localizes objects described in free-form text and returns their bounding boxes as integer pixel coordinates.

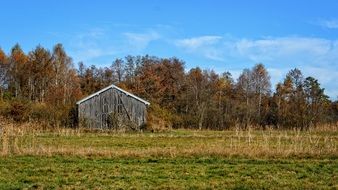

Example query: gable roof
[76,84,150,105]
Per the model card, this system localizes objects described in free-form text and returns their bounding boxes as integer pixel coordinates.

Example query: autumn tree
[0,48,8,99]
[26,45,53,102]
[1,43,336,129]
[219,72,236,129]
[183,68,210,129]
[157,58,185,110]
[203,71,226,129]
[330,99,338,123]
[48,44,82,106]
[132,56,162,102]
[251,64,271,126]
[8,44,28,98]
[274,79,292,128]
[236,68,254,128]
[78,65,102,95]
[288,69,307,129]
[303,76,330,127]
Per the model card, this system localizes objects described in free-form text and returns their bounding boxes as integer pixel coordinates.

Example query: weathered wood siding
[78,87,147,129]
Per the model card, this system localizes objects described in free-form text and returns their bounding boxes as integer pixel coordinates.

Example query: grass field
[0,156,336,189]
[0,125,337,189]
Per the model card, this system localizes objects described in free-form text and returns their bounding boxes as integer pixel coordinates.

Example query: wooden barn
[76,84,150,130]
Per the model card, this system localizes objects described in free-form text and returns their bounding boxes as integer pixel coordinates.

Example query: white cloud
[123,31,160,51]
[175,36,224,61]
[233,37,338,98]
[175,35,338,98]
[67,27,338,98]
[267,68,288,86]
[68,27,165,66]
[175,36,337,64]
[68,28,118,66]
[234,37,334,63]
[301,66,338,99]
[318,19,338,29]
[175,36,222,49]
[302,67,338,86]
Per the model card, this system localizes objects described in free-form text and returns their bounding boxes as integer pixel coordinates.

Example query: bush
[30,103,51,122]
[147,103,173,131]
[63,105,78,128]
[0,99,77,128]
[5,99,31,122]
[0,100,9,116]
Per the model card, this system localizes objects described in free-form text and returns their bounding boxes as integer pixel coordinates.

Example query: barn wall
[78,87,147,129]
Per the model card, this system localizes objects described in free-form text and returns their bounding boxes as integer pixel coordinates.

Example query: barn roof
[76,84,150,105]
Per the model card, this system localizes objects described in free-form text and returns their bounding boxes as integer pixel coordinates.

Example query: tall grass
[0,121,337,158]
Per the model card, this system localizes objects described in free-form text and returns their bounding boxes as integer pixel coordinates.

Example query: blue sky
[1,0,338,99]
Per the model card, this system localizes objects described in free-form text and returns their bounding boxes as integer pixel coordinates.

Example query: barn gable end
[76,84,150,130]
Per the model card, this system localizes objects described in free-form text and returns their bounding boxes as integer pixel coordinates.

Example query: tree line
[0,44,337,129]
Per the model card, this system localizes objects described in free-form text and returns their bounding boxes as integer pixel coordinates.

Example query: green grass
[0,128,337,189]
[0,156,336,189]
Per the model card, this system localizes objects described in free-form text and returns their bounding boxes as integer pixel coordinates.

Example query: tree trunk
[198,102,206,130]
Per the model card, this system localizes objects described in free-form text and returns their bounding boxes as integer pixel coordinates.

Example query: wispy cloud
[175,35,338,98]
[123,31,161,51]
[175,36,224,61]
[234,37,334,63]
[69,28,117,65]
[175,36,222,49]
[68,27,165,66]
[67,27,338,98]
[318,19,338,29]
[176,35,337,67]
[234,37,338,97]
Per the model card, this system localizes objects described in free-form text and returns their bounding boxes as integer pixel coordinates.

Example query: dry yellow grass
[0,121,337,158]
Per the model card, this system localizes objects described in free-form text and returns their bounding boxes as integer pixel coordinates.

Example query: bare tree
[251,63,271,122]
[111,58,125,83]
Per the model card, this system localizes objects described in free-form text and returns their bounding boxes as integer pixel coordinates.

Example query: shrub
[63,105,78,128]
[5,99,31,122]
[0,100,9,116]
[147,103,173,131]
[30,103,51,122]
